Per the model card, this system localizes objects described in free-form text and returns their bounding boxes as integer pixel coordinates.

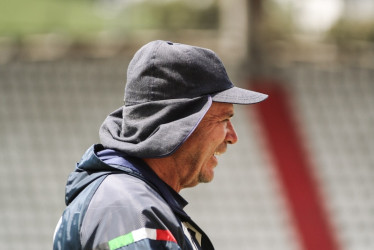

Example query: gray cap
[100,40,267,158]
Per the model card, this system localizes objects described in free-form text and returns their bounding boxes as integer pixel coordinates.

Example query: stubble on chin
[198,159,216,184]
[198,173,214,183]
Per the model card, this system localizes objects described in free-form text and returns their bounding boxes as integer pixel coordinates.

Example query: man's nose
[226,121,238,144]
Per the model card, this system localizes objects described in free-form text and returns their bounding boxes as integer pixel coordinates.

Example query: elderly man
[53,40,267,250]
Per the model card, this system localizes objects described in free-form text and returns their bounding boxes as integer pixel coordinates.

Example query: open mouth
[213,152,222,162]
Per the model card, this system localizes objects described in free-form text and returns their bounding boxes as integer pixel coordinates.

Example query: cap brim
[211,86,268,104]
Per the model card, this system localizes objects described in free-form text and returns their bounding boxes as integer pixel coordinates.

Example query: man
[53,40,267,250]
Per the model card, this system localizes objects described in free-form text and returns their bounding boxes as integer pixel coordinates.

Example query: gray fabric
[100,96,212,158]
[124,40,267,106]
[81,174,183,250]
[99,40,268,158]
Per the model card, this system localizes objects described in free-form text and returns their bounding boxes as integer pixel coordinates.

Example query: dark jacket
[53,144,214,250]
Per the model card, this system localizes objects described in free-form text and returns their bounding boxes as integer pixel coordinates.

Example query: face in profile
[173,102,238,189]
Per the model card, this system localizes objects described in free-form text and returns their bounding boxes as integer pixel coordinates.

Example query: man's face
[174,102,238,189]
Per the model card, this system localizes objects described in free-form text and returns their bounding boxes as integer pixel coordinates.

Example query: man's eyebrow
[219,111,234,119]
[207,109,234,121]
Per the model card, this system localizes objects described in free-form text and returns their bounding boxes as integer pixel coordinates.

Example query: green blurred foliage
[262,0,295,41]
[118,1,219,30]
[0,0,105,38]
[0,0,218,40]
[327,19,374,45]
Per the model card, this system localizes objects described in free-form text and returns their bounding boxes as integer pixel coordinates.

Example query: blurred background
[0,0,373,249]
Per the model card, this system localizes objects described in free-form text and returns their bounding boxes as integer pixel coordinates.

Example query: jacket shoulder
[81,174,184,249]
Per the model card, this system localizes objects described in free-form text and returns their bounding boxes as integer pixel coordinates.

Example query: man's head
[99,40,267,159]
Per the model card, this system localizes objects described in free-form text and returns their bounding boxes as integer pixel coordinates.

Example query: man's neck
[143,157,182,193]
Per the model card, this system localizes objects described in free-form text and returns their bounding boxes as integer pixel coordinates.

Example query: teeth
[214,152,221,156]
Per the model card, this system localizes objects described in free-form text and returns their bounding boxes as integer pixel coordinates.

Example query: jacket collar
[95,145,190,219]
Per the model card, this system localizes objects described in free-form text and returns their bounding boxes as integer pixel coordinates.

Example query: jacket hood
[65,144,114,206]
